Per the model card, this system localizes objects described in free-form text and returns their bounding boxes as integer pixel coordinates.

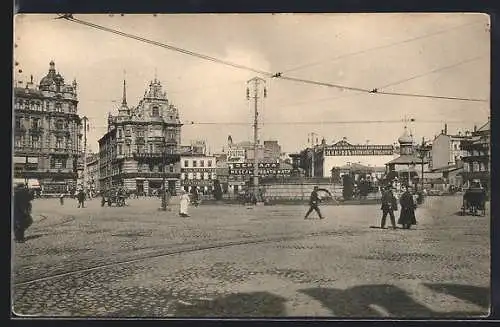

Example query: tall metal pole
[82,116,88,191]
[247,77,266,202]
[253,78,259,193]
[421,137,425,192]
[161,136,167,211]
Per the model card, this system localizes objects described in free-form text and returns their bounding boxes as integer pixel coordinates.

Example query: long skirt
[180,199,189,215]
[398,207,417,226]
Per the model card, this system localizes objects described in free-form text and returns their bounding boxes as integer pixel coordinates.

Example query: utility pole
[246,77,267,203]
[82,116,88,191]
[161,127,167,211]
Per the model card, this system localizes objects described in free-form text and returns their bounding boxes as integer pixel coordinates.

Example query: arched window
[56,120,64,130]
[152,106,159,117]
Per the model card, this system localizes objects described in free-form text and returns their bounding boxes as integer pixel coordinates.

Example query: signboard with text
[324,144,394,156]
[228,162,291,177]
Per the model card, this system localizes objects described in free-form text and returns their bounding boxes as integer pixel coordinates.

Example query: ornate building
[13,61,82,194]
[385,126,432,187]
[98,78,182,195]
[460,119,490,191]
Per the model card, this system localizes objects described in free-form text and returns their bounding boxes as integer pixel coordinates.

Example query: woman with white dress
[179,189,191,217]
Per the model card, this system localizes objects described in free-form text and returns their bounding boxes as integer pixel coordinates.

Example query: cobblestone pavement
[12,195,490,318]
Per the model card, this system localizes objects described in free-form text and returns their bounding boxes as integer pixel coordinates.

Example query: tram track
[13,228,359,287]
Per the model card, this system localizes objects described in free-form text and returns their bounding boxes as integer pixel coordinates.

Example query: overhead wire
[60,15,274,77]
[60,14,488,104]
[281,19,486,74]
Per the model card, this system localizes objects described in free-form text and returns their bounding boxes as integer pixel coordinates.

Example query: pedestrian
[59,192,65,205]
[304,186,325,219]
[13,183,34,243]
[77,189,86,208]
[398,185,417,229]
[179,189,190,217]
[380,185,397,229]
[191,187,200,207]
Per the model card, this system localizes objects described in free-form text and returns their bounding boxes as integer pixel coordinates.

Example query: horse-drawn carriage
[101,188,127,207]
[461,180,487,216]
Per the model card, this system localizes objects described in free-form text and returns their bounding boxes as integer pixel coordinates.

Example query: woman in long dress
[398,185,417,229]
[179,189,190,217]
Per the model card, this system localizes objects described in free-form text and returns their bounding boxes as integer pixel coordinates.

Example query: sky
[13,13,490,154]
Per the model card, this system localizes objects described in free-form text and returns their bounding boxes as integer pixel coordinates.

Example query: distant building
[431,124,469,170]
[296,138,397,178]
[180,155,217,193]
[86,153,100,195]
[98,78,182,195]
[385,126,431,187]
[460,119,490,190]
[13,61,82,194]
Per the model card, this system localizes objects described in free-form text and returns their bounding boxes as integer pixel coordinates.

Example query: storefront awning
[12,178,41,188]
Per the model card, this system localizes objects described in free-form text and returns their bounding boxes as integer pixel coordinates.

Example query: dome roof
[39,61,64,87]
[398,126,413,144]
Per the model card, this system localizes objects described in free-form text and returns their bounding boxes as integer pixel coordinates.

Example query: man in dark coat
[398,185,417,229]
[13,183,34,243]
[77,189,86,208]
[305,186,325,219]
[380,185,397,229]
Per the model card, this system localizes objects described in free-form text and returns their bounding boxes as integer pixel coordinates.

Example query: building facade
[385,126,431,187]
[86,152,100,195]
[180,155,217,193]
[297,138,397,178]
[98,78,182,195]
[431,124,469,170]
[460,119,490,190]
[13,61,82,194]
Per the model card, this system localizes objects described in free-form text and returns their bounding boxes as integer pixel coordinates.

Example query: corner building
[13,61,82,194]
[98,78,182,195]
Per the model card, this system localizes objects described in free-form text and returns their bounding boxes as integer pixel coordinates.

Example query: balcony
[120,172,181,179]
[30,126,44,135]
[15,126,26,135]
[133,152,164,160]
[165,138,178,145]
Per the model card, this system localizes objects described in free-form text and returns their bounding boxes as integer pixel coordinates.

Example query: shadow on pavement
[24,234,45,241]
[422,283,490,309]
[299,284,487,318]
[175,291,287,317]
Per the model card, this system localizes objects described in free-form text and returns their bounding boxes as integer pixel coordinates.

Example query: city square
[12,195,489,317]
[12,13,491,319]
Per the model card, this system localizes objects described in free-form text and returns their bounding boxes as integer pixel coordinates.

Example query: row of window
[181,172,216,180]
[15,117,74,130]
[183,159,213,168]
[14,135,74,149]
[463,162,490,173]
[15,100,76,113]
[117,129,178,140]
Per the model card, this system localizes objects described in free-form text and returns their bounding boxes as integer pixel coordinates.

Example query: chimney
[444,123,448,135]
[474,125,477,132]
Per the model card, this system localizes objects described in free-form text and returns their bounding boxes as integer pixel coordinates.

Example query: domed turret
[398,126,413,144]
[398,126,414,155]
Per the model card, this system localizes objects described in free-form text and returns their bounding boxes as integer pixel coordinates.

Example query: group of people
[59,189,87,208]
[303,185,418,229]
[380,184,417,229]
